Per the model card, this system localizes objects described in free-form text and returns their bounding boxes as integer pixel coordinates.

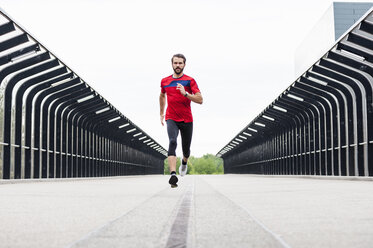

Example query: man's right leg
[167,120,179,187]
[168,156,177,173]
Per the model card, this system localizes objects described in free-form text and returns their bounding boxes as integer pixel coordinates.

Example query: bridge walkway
[0,175,372,248]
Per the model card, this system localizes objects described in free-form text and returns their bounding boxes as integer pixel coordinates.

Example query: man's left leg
[179,122,193,176]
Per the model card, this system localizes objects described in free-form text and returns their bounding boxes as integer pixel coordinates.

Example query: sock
[171,171,176,176]
[182,159,187,165]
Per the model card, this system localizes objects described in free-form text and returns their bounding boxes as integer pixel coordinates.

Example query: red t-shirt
[161,74,200,122]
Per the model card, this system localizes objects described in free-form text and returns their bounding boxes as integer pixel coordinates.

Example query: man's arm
[159,92,166,126]
[186,92,203,104]
[176,83,203,104]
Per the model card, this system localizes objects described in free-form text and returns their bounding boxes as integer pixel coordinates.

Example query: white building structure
[295,2,373,76]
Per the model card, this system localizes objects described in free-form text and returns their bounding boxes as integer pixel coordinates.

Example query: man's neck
[172,73,184,79]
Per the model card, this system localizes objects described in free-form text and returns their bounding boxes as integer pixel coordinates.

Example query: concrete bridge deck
[0,175,372,248]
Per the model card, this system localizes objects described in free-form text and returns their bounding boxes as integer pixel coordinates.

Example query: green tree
[164,154,223,175]
[163,157,181,174]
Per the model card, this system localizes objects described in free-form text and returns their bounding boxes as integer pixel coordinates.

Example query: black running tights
[166,119,193,158]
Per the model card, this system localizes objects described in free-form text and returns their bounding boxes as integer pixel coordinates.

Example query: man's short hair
[172,54,186,63]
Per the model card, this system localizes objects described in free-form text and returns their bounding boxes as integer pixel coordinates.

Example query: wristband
[184,92,188,97]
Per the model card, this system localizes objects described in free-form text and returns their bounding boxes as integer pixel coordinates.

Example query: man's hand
[176,83,186,96]
[160,114,165,126]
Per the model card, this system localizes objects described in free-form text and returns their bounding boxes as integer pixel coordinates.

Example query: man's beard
[173,67,184,75]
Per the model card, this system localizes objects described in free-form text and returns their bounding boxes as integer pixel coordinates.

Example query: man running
[159,54,203,188]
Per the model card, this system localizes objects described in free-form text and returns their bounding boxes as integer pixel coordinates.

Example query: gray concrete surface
[201,175,373,248]
[0,175,372,247]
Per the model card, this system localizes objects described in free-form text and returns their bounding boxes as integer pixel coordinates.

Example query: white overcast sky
[0,0,371,157]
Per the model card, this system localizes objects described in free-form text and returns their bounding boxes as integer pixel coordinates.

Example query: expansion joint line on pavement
[64,185,172,248]
[201,177,292,248]
[165,178,195,248]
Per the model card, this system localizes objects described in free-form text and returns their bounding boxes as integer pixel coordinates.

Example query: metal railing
[0,9,167,179]
[217,8,373,177]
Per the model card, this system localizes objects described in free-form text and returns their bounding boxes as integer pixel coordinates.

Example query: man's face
[172,57,185,75]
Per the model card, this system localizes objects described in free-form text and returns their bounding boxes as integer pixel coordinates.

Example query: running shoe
[169,175,178,188]
[179,163,188,177]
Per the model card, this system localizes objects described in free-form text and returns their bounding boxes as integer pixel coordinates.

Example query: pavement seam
[199,176,292,248]
[156,178,192,248]
[165,177,195,248]
[64,185,171,248]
